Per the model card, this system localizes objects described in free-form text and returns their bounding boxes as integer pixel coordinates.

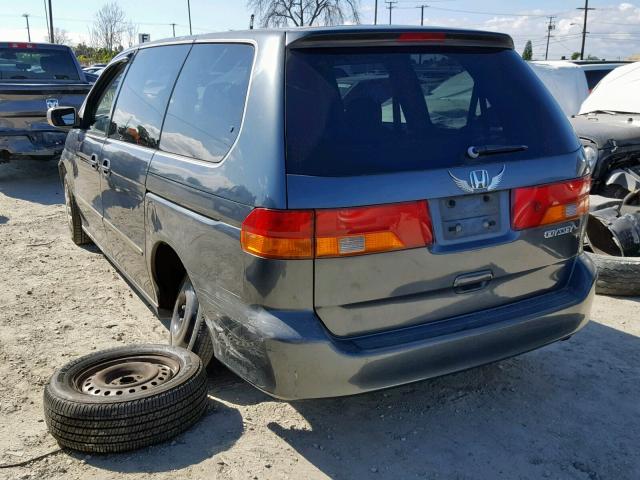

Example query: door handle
[89,154,98,170]
[100,158,111,176]
[453,270,493,294]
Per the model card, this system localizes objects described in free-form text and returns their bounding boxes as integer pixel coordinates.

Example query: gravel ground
[1,160,639,480]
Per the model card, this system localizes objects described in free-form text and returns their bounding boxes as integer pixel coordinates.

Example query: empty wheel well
[153,243,186,310]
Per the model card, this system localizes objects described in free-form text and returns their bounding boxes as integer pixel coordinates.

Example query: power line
[577,0,595,60]
[385,1,398,25]
[416,4,428,26]
[47,0,53,43]
[424,5,567,18]
[545,16,556,60]
[22,13,31,42]
[43,0,50,41]
[186,0,192,35]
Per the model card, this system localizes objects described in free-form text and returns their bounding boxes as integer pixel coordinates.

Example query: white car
[529,61,590,116]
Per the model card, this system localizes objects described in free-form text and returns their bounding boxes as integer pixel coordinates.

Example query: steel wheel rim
[170,282,197,348]
[73,354,180,397]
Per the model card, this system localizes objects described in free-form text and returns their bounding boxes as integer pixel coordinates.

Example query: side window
[109,45,190,148]
[88,68,125,136]
[160,43,254,162]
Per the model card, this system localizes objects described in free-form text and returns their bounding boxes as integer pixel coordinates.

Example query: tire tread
[43,345,208,453]
[587,252,640,296]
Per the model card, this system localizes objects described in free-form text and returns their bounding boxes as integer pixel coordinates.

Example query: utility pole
[187,0,192,35]
[544,16,556,60]
[47,0,54,43]
[577,0,595,60]
[385,1,397,25]
[250,14,255,30]
[170,23,176,37]
[417,4,428,26]
[43,0,50,41]
[22,14,31,42]
[374,0,378,25]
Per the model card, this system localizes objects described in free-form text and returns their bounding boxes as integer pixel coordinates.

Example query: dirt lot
[1,160,639,480]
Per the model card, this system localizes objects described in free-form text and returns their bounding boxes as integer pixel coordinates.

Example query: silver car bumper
[204,254,596,400]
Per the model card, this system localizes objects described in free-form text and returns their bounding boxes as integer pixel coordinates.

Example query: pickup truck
[0,42,92,162]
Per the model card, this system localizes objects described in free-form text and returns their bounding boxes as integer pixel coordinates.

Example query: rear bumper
[205,254,596,400]
[0,131,67,160]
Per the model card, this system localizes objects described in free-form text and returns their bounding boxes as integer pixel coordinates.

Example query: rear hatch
[284,30,586,337]
[0,43,89,133]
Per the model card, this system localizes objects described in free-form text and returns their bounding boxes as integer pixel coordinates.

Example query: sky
[1,0,639,60]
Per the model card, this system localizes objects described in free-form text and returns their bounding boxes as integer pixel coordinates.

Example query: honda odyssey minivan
[48,27,596,400]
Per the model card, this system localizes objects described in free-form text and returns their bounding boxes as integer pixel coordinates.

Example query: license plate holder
[437,191,504,242]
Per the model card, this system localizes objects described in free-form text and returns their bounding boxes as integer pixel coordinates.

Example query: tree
[247,0,360,27]
[123,21,139,48]
[522,40,533,61]
[90,2,127,51]
[46,28,70,45]
[73,42,119,66]
[571,52,599,60]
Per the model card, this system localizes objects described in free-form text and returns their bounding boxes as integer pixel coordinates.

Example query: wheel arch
[150,241,187,310]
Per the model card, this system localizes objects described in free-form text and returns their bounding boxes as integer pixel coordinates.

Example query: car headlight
[583,145,599,171]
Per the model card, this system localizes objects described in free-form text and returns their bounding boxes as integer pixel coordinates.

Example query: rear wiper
[467,144,528,158]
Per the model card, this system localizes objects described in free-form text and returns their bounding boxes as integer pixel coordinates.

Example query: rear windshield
[0,47,79,81]
[285,47,579,176]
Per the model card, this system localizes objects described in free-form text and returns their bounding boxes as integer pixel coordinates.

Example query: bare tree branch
[247,0,360,27]
[46,28,70,45]
[90,2,127,51]
[124,21,139,48]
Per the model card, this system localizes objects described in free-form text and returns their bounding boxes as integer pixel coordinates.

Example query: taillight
[512,177,590,230]
[398,32,446,42]
[241,201,433,259]
[315,201,433,257]
[240,209,314,259]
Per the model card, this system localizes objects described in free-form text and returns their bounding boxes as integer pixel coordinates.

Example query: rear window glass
[0,47,79,81]
[160,43,254,162]
[286,47,579,176]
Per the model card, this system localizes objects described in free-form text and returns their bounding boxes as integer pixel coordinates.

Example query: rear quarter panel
[145,32,300,319]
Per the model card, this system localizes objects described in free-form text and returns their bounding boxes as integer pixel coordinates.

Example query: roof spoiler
[287,30,514,50]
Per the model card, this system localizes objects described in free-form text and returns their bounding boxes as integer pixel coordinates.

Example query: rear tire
[43,345,208,453]
[587,252,640,296]
[170,277,215,366]
[63,178,91,246]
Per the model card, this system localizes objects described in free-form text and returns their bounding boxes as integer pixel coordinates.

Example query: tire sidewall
[47,345,201,404]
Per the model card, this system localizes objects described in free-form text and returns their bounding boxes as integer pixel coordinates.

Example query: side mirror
[47,106,78,130]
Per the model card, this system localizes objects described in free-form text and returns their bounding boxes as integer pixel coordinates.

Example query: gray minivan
[49,27,596,400]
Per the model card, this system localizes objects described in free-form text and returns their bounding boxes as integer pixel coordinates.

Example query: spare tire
[587,252,640,296]
[44,345,208,453]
